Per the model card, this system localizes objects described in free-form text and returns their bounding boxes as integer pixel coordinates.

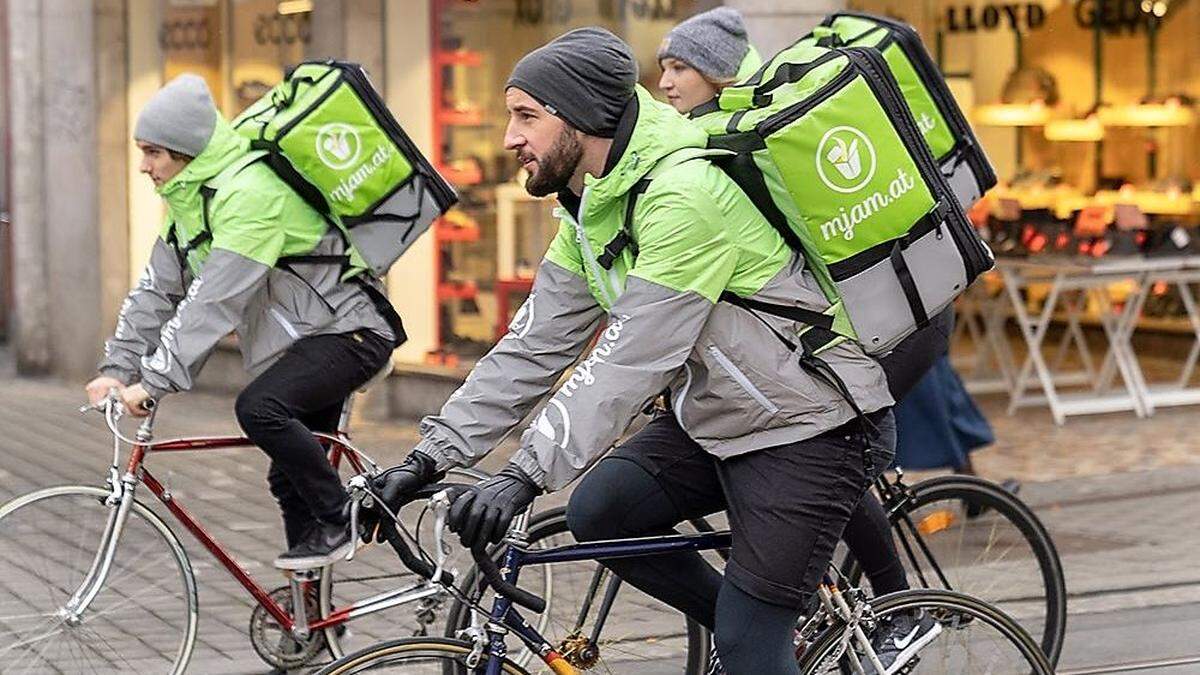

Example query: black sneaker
[863,609,943,675]
[274,519,356,570]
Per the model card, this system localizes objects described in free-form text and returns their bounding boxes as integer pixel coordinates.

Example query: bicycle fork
[61,472,140,623]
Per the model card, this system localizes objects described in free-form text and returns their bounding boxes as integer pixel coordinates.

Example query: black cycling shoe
[274,519,356,570]
[862,608,943,675]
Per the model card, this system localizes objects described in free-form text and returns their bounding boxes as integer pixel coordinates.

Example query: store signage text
[514,0,681,25]
[160,18,212,51]
[944,3,1046,33]
[254,12,311,46]
[1074,0,1164,34]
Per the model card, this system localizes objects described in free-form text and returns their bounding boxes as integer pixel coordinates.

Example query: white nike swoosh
[892,624,922,650]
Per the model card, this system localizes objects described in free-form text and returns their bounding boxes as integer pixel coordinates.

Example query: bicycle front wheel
[798,589,1054,674]
[316,636,530,674]
[0,485,198,674]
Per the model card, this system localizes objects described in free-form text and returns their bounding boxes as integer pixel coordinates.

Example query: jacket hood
[157,117,249,224]
[581,85,708,214]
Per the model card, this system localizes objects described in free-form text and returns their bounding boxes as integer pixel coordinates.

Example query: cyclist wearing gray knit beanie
[657,6,762,114]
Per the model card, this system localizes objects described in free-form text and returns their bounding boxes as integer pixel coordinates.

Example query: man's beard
[523,126,583,197]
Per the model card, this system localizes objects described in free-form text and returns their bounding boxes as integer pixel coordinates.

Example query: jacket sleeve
[509,187,738,491]
[97,237,186,384]
[415,257,605,471]
[137,249,272,398]
[137,184,291,398]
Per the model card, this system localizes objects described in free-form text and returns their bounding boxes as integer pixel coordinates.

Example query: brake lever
[429,489,452,584]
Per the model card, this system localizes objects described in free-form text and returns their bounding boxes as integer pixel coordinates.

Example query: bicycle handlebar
[362,481,548,614]
[469,542,547,614]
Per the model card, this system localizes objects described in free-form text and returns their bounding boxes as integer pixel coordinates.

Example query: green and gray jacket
[98,116,394,398]
[417,86,892,491]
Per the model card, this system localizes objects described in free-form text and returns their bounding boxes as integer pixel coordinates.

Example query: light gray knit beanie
[134,74,217,158]
[656,7,751,82]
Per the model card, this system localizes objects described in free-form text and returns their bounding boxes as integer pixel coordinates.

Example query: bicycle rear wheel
[443,506,710,674]
[842,475,1066,665]
[798,589,1053,674]
[315,636,529,674]
[0,485,198,674]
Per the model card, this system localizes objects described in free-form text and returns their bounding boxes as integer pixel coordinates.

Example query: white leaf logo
[826,136,863,180]
[315,123,362,170]
[816,126,876,194]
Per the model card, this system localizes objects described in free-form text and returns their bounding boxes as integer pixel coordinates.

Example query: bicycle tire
[443,505,710,674]
[314,636,530,674]
[841,475,1067,666]
[0,485,199,674]
[797,588,1054,674]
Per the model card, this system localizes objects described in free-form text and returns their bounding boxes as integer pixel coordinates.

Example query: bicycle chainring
[249,583,328,670]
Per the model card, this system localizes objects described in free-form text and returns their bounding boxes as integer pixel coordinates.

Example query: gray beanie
[134,74,217,158]
[657,7,750,82]
[506,27,638,138]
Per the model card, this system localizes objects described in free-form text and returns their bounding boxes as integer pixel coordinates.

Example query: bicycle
[318,484,1055,674]
[443,467,1067,672]
[0,391,486,673]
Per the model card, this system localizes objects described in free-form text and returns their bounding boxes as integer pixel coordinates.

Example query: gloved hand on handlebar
[360,451,443,543]
[448,464,541,550]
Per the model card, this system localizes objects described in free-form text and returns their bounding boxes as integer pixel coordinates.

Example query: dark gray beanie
[506,27,637,138]
[657,7,750,82]
[134,74,217,158]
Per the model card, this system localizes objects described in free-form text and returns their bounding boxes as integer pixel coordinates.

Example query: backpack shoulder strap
[597,147,729,270]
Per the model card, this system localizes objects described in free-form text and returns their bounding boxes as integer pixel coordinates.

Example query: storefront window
[849,0,1200,330]
[430,0,703,362]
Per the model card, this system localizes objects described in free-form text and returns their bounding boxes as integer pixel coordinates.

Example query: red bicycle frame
[124,432,370,633]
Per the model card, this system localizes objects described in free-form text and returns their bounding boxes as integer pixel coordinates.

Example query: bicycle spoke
[77,621,139,670]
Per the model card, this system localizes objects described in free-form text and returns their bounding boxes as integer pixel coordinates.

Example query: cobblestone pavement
[0,372,1197,673]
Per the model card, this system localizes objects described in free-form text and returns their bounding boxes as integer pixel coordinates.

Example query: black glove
[448,464,541,550]
[361,451,441,543]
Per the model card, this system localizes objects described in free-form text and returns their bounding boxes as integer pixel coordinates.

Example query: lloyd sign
[944,3,1047,33]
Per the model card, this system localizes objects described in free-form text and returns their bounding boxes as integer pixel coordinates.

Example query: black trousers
[235,330,392,548]
[566,410,895,618]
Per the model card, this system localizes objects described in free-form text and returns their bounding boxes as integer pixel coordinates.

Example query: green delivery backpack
[807,12,997,210]
[687,34,993,355]
[232,60,457,276]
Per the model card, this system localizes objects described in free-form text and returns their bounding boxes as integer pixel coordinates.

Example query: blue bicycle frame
[476,525,733,674]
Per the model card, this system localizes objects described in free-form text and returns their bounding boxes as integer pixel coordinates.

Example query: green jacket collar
[579,85,707,219]
[157,117,249,205]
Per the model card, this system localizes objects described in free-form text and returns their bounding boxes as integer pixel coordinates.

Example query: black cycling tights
[567,458,904,674]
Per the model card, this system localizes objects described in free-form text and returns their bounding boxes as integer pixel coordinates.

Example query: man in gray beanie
[371,24,894,675]
[89,73,403,571]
